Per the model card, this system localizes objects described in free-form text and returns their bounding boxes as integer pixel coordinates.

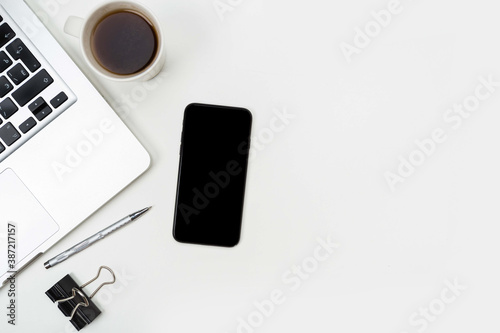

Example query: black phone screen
[173,103,252,247]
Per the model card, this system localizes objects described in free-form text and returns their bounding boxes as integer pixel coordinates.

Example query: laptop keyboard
[0,7,77,162]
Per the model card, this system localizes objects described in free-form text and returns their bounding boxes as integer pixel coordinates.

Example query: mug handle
[64,16,84,38]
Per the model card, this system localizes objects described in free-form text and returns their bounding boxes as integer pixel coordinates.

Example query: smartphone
[173,103,252,247]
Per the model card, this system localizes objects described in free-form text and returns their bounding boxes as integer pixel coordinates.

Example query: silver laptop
[0,0,151,286]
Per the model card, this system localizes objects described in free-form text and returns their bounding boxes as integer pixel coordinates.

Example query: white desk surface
[2,0,500,332]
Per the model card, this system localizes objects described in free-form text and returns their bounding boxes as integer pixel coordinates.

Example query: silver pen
[44,207,152,269]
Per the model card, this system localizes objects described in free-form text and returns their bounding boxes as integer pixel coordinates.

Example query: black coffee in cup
[91,10,158,76]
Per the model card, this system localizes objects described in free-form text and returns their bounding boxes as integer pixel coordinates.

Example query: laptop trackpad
[0,168,59,275]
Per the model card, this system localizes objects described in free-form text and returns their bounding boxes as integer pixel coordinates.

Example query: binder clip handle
[55,288,90,320]
[53,266,115,320]
[80,266,116,299]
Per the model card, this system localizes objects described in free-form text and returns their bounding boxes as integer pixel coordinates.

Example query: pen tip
[130,206,152,220]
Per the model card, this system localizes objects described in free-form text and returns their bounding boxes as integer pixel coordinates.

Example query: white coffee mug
[64,1,165,82]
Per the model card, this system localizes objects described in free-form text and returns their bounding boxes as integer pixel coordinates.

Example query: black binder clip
[46,266,116,331]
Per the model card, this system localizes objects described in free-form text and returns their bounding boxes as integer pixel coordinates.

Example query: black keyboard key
[0,76,13,98]
[0,98,18,119]
[0,122,20,146]
[0,15,3,23]
[6,39,40,72]
[11,69,53,106]
[7,63,29,85]
[0,23,15,48]
[33,105,52,121]
[0,142,4,154]
[28,97,45,112]
[29,98,52,121]
[0,51,12,73]
[19,117,36,134]
[50,92,68,109]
